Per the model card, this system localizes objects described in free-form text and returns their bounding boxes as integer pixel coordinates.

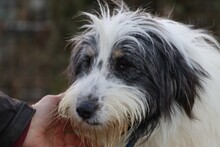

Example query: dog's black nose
[76,101,98,119]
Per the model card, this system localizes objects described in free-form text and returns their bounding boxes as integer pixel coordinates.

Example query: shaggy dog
[58,2,220,147]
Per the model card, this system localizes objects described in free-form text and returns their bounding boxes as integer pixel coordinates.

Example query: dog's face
[58,3,206,147]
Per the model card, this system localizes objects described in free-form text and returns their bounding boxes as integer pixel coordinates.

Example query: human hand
[22,94,89,147]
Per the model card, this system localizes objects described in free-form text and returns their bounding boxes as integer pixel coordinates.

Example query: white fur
[59,3,220,147]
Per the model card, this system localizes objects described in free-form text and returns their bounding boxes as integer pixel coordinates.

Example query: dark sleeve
[0,91,36,147]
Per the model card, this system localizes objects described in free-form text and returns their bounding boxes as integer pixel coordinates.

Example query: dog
[58,1,220,147]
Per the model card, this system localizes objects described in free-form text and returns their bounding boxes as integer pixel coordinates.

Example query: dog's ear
[125,32,207,146]
[136,31,207,118]
[149,32,207,118]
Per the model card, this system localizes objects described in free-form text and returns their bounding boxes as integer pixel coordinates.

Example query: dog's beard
[58,73,148,146]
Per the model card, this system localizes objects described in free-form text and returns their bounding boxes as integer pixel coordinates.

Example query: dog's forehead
[75,11,166,72]
[91,23,142,64]
[95,25,122,66]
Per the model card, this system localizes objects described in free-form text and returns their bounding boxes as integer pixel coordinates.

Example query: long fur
[58,1,220,147]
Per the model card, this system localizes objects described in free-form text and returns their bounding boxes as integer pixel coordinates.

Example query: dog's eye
[119,61,129,69]
[75,55,92,75]
[116,57,134,71]
[81,55,92,68]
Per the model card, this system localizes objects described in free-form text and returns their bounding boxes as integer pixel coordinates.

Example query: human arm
[0,91,35,147]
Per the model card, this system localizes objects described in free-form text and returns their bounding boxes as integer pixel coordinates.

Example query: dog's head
[58,2,209,147]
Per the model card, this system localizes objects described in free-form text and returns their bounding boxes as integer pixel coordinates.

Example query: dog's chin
[70,118,98,127]
[70,117,127,147]
[85,120,101,126]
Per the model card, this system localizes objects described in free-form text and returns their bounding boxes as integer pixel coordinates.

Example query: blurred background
[0,0,220,102]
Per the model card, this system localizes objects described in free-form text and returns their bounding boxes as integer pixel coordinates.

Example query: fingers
[31,93,64,128]
[44,93,64,99]
[38,93,64,107]
[44,93,64,101]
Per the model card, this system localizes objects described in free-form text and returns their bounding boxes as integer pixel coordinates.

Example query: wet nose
[76,101,98,119]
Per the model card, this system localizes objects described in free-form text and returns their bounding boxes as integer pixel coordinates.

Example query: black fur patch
[111,32,207,147]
